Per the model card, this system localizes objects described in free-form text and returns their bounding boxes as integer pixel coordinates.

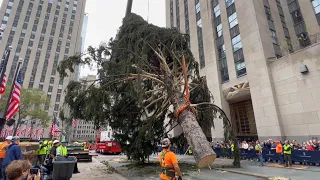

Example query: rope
[175,55,193,119]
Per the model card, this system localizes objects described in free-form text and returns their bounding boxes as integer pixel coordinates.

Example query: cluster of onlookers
[0,136,40,180]
[211,138,320,151]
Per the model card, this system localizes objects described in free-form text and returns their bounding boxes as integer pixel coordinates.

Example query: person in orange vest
[276,140,284,165]
[0,136,12,179]
[158,138,182,180]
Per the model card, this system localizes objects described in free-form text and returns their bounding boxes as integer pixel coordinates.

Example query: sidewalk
[150,155,320,180]
[71,158,127,180]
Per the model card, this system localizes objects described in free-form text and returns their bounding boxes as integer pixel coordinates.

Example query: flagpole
[0,59,21,134]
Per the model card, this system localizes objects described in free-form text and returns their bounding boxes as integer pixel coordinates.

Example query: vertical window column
[176,0,180,31]
[264,0,282,58]
[276,0,293,53]
[195,0,205,69]
[312,0,320,24]
[226,0,246,77]
[184,0,190,35]
[170,0,174,28]
[212,0,229,83]
[287,0,310,48]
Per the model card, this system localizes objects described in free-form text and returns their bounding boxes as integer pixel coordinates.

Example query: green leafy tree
[58,13,239,167]
[0,86,51,135]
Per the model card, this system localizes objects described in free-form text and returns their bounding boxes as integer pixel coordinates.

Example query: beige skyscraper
[0,0,86,137]
[166,0,320,142]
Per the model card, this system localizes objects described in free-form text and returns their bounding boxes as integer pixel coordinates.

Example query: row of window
[195,0,205,69]
[276,0,293,53]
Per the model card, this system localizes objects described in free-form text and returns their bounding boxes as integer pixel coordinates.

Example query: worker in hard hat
[159,138,182,180]
[0,136,12,179]
[37,140,47,165]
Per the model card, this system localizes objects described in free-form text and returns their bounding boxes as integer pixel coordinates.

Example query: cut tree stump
[178,109,216,168]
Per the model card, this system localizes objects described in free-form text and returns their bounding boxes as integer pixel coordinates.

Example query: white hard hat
[53,140,60,144]
[5,136,12,140]
[161,138,171,148]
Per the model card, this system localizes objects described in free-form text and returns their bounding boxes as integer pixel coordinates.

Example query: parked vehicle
[95,132,121,155]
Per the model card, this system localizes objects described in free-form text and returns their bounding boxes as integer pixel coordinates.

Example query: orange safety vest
[0,141,9,158]
[160,150,176,180]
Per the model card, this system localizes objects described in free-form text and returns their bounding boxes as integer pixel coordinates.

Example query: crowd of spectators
[211,138,320,151]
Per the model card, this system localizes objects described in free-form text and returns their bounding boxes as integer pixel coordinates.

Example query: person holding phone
[5,160,40,180]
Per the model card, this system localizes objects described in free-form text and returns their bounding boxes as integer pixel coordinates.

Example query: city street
[79,152,320,180]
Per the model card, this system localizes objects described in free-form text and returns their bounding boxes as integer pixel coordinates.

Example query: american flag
[5,70,22,121]
[32,128,39,138]
[49,116,60,137]
[20,126,26,137]
[8,126,13,136]
[72,119,77,128]
[1,127,7,137]
[27,127,31,137]
[39,128,44,138]
[0,60,7,99]
[16,127,20,136]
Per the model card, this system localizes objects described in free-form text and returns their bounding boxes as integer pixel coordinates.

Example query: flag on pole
[72,119,77,128]
[27,127,31,137]
[32,128,39,138]
[8,126,13,136]
[0,60,7,99]
[20,126,26,137]
[16,127,21,136]
[50,116,60,137]
[39,128,44,138]
[6,70,22,120]
[1,127,6,137]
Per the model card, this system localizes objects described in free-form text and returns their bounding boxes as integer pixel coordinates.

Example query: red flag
[20,126,26,137]
[32,128,39,138]
[8,126,13,136]
[1,127,6,137]
[39,128,44,138]
[6,71,22,120]
[0,60,7,99]
[27,127,31,137]
[72,119,77,128]
[16,127,20,136]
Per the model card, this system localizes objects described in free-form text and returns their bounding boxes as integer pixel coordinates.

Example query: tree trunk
[178,109,216,168]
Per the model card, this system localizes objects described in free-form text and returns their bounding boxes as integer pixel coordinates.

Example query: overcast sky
[0,0,165,77]
[80,0,166,77]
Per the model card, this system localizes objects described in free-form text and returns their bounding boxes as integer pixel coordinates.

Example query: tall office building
[166,0,320,141]
[0,0,86,137]
[75,12,88,81]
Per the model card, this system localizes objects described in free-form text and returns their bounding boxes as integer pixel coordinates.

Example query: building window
[228,12,238,29]
[225,0,234,7]
[213,5,220,17]
[312,0,320,24]
[176,0,180,31]
[235,60,246,77]
[170,0,174,28]
[195,0,205,69]
[270,29,278,44]
[216,24,222,37]
[232,35,242,52]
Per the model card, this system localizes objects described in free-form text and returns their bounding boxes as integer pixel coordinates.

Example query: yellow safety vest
[283,144,292,155]
[57,146,68,156]
[231,144,234,152]
[38,144,47,155]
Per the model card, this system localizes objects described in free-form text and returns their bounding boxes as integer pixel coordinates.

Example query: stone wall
[270,43,320,142]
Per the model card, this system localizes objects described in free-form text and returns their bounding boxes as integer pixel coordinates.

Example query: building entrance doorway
[230,99,258,141]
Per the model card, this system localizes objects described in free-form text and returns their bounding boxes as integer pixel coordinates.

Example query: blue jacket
[2,143,23,167]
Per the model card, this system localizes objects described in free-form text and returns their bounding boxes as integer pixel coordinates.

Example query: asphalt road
[92,152,264,180]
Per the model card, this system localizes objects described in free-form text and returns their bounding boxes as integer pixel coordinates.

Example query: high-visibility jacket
[57,146,68,156]
[0,141,9,158]
[231,144,235,152]
[47,144,52,155]
[38,144,47,155]
[159,149,177,180]
[283,144,292,155]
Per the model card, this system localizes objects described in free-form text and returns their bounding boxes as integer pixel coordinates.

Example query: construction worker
[57,139,80,173]
[283,140,292,167]
[255,140,264,166]
[47,141,53,154]
[0,136,12,179]
[37,140,47,165]
[158,138,182,180]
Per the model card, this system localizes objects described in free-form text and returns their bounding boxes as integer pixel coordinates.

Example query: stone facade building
[0,0,86,137]
[166,0,320,142]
